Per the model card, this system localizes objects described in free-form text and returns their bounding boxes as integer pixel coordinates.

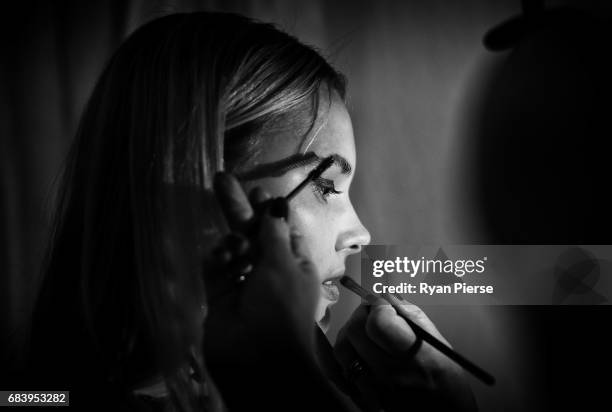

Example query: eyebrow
[236,152,352,181]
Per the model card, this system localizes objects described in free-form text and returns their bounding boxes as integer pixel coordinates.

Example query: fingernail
[393,292,406,302]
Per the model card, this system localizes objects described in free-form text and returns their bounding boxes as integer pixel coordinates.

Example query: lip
[320,268,344,303]
[323,268,345,283]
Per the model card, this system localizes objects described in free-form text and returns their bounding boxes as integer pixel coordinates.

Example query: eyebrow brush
[265,155,335,219]
[285,156,335,201]
[340,275,496,386]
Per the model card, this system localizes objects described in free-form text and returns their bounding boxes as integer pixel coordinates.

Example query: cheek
[289,200,336,279]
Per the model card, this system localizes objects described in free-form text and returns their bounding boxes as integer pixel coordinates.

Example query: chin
[316,301,334,333]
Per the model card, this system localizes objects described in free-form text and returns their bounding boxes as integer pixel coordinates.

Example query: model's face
[240,95,371,331]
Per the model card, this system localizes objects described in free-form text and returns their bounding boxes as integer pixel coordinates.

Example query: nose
[335,205,371,256]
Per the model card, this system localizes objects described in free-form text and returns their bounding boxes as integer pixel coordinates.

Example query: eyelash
[312,177,342,202]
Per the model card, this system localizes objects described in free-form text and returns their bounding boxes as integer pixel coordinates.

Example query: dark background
[2,1,612,410]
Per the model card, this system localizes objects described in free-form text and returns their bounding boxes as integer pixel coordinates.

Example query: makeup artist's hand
[334,301,477,412]
[203,173,360,412]
[204,172,320,356]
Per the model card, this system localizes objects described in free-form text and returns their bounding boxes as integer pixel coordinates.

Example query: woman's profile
[27,11,475,412]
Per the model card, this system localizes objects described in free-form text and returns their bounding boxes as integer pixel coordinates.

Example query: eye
[312,177,342,202]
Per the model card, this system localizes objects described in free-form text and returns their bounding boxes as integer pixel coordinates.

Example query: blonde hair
[31,11,346,411]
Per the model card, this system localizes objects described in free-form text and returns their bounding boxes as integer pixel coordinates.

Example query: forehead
[302,97,356,163]
[253,94,356,166]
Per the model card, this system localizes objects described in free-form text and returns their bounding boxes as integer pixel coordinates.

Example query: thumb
[257,214,293,265]
[382,294,450,347]
[366,303,419,356]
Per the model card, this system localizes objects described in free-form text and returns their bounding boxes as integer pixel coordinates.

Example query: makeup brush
[265,155,335,219]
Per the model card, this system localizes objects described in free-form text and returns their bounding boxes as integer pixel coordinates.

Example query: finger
[257,213,292,264]
[365,304,419,357]
[203,247,238,304]
[249,186,271,207]
[382,295,449,345]
[335,320,364,369]
[214,172,253,231]
[342,304,395,370]
[227,258,254,278]
[289,229,310,260]
[212,244,233,264]
[342,303,369,334]
[334,333,383,410]
[347,326,427,395]
[214,234,253,280]
[225,233,250,256]
[268,197,289,219]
